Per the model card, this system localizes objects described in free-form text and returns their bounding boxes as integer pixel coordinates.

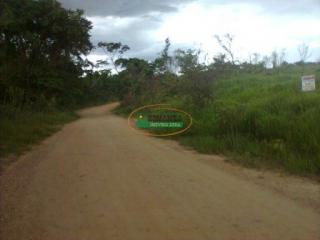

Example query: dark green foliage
[0,0,97,160]
[0,0,92,108]
[80,70,121,106]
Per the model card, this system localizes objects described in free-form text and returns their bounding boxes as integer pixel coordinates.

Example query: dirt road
[1,103,319,240]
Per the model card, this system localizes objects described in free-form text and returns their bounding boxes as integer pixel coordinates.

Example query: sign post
[301,75,316,92]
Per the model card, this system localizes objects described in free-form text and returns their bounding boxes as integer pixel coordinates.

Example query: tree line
[0,0,93,109]
[0,0,317,111]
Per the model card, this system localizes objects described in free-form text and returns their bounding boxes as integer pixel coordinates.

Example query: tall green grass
[114,65,320,175]
[177,67,320,175]
[0,105,78,167]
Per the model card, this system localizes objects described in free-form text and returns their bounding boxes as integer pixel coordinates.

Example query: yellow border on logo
[127,104,193,137]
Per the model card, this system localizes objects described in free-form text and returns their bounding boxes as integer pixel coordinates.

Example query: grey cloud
[67,0,319,62]
[60,0,193,17]
[88,14,166,61]
[60,0,319,17]
[255,0,320,15]
[201,0,320,15]
[90,16,160,48]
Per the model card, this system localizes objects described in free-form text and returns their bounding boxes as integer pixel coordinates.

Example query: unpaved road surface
[1,103,319,240]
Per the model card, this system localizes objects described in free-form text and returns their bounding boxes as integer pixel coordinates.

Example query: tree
[97,42,130,73]
[115,58,154,105]
[252,53,260,65]
[214,34,236,65]
[174,48,202,74]
[244,53,264,73]
[298,43,312,63]
[153,38,174,74]
[262,55,271,69]
[174,48,213,107]
[271,51,278,69]
[0,0,93,108]
[279,49,287,67]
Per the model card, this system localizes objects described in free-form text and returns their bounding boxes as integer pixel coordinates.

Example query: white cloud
[83,1,320,63]
[154,2,320,62]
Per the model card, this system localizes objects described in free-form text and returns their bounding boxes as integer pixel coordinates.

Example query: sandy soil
[1,103,319,240]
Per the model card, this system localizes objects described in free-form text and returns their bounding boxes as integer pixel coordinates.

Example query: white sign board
[301,75,316,92]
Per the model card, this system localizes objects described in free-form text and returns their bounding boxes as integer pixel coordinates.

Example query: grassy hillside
[173,66,320,175]
[115,64,320,175]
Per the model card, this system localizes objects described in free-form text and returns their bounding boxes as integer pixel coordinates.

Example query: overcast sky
[60,0,320,64]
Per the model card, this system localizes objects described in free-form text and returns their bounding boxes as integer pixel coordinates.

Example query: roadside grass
[0,105,78,167]
[177,68,320,175]
[116,65,320,176]
[112,103,133,116]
